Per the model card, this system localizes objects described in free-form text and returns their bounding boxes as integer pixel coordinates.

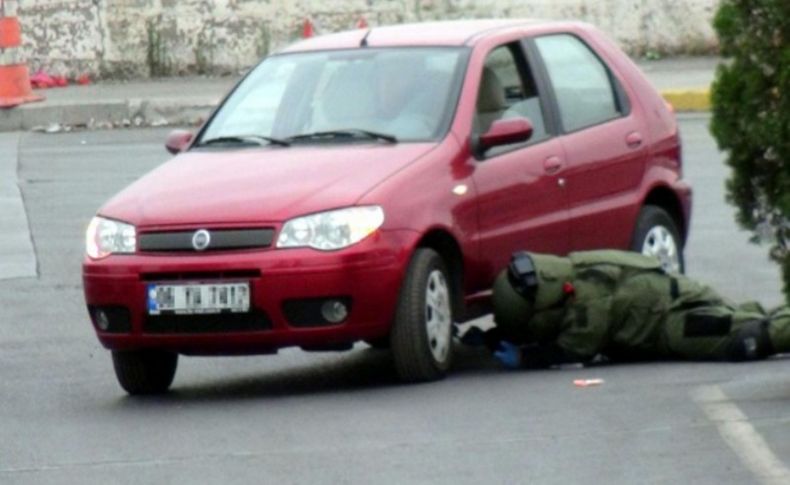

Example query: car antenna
[360,29,371,48]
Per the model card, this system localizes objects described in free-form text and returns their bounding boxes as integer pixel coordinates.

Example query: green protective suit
[491,250,790,368]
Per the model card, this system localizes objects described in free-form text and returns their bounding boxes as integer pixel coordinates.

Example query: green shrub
[710,0,790,302]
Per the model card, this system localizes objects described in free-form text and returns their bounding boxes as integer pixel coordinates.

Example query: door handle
[626,131,643,148]
[543,156,564,174]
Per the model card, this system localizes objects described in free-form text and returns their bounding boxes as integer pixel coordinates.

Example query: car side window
[474,43,548,148]
[534,34,621,132]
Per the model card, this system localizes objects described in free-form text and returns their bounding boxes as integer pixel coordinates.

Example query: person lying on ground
[461,250,790,369]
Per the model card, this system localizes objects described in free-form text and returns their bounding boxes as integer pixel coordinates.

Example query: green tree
[710,0,790,302]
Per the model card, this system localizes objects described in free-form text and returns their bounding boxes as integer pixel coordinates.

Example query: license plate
[147,282,250,315]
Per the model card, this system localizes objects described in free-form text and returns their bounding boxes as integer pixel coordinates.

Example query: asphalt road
[1,117,788,484]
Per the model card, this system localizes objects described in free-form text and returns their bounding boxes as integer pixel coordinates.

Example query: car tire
[631,205,685,274]
[111,350,178,395]
[390,248,454,382]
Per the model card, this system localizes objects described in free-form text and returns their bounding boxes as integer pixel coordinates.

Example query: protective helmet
[528,253,574,310]
[492,269,535,341]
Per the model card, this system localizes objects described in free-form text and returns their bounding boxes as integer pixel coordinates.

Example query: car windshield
[198,47,468,145]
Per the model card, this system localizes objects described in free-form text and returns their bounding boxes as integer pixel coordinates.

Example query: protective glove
[460,326,504,351]
[493,341,523,369]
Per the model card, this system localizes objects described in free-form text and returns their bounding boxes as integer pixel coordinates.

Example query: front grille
[140,270,261,282]
[139,228,275,252]
[144,310,273,334]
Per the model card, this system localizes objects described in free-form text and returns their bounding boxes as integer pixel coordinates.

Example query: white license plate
[147,282,250,315]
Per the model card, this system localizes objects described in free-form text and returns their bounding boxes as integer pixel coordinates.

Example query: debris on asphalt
[573,378,605,387]
[29,70,69,89]
[27,117,182,133]
[31,122,70,133]
[29,70,55,89]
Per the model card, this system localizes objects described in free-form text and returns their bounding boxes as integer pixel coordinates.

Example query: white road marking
[693,385,790,485]
[0,133,37,280]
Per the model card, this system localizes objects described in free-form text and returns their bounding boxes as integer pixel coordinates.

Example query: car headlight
[276,206,385,251]
[86,216,136,259]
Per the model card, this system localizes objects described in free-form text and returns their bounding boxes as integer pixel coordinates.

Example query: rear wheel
[390,248,454,382]
[111,350,178,395]
[631,205,685,274]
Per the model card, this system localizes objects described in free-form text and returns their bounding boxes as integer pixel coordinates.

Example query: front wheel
[390,248,454,382]
[631,205,685,274]
[111,350,178,395]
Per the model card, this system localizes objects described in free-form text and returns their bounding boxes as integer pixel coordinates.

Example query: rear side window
[534,34,620,132]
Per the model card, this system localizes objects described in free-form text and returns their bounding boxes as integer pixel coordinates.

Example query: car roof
[281,19,584,53]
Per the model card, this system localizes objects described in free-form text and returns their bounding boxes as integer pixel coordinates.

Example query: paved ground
[0,117,788,484]
[637,57,718,91]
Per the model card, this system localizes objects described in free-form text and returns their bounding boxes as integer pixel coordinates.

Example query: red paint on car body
[83,20,691,358]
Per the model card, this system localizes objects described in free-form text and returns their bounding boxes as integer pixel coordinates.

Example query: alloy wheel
[642,225,681,273]
[424,270,452,363]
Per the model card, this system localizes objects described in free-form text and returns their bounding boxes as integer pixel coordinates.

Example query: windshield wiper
[287,129,398,144]
[198,135,291,147]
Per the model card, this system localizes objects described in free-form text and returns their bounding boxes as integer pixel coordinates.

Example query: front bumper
[82,229,418,355]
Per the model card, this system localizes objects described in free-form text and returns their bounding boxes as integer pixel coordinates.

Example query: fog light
[321,300,348,324]
[95,310,110,331]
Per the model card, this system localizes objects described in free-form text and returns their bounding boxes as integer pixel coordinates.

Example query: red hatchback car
[83,19,691,394]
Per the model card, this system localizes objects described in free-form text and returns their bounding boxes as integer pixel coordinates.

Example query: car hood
[100,143,436,228]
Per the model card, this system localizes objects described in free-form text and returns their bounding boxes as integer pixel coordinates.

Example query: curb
[0,97,219,132]
[0,133,37,280]
[660,88,711,112]
[0,88,712,133]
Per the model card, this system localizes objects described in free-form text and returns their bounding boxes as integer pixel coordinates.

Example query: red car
[83,19,691,394]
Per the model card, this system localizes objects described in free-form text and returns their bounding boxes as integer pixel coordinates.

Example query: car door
[470,41,570,282]
[531,33,648,250]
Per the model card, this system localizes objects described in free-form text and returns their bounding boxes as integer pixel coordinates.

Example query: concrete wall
[12,0,720,79]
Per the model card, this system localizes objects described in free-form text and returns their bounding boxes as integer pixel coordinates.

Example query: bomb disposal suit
[481,250,790,369]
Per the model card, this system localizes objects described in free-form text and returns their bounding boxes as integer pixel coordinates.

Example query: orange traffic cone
[302,18,315,39]
[0,9,43,108]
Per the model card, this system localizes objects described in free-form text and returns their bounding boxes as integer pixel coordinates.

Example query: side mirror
[165,130,193,155]
[476,117,533,157]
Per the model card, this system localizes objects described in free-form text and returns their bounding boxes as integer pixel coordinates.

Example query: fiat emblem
[192,229,211,251]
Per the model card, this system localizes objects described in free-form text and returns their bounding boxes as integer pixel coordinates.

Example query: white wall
[14,0,720,78]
